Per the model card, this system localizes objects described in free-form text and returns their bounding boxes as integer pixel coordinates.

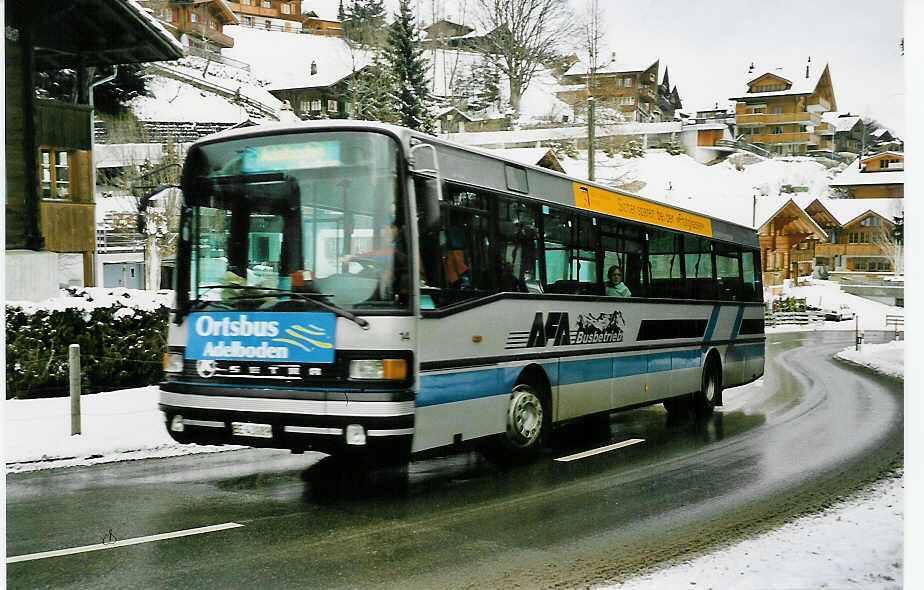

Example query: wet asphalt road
[6,331,903,589]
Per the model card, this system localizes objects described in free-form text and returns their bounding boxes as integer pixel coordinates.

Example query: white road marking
[555,438,645,462]
[7,522,243,564]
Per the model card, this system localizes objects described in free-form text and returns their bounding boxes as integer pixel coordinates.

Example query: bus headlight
[349,359,407,380]
[163,352,185,373]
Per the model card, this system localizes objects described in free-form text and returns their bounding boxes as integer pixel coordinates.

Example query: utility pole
[587,96,595,181]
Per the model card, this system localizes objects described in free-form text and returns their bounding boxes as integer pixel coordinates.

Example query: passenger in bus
[605,265,631,297]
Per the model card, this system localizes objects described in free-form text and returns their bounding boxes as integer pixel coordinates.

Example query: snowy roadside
[599,474,903,590]
[3,386,239,474]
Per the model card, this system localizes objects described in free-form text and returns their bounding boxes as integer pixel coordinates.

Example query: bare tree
[470,0,575,118]
[873,205,904,276]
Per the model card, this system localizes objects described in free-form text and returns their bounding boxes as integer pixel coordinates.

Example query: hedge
[6,288,171,399]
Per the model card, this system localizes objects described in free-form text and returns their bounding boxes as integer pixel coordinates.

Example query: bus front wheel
[487,383,549,464]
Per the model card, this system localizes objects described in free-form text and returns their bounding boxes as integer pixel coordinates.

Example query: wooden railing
[750,131,819,144]
[736,112,821,126]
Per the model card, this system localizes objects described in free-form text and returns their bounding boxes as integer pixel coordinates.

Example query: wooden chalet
[757,197,903,285]
[226,0,303,32]
[729,60,837,156]
[5,0,184,299]
[557,58,680,123]
[142,0,238,50]
[829,152,904,198]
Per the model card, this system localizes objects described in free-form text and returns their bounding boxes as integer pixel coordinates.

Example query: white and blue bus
[160,120,765,464]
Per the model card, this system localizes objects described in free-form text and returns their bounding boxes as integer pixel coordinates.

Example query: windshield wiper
[203,284,370,329]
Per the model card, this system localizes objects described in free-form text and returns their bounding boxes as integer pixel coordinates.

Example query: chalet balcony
[735,111,821,127]
[638,86,655,102]
[791,250,815,263]
[203,28,234,48]
[751,131,820,145]
[225,2,295,20]
[813,122,834,135]
[816,243,886,257]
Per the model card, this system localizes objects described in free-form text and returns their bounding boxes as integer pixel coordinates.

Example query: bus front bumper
[158,384,414,459]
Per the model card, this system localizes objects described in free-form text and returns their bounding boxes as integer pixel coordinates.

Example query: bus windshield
[179,131,409,314]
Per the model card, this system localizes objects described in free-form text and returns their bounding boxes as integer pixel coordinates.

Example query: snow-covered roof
[223,26,374,90]
[729,63,826,100]
[487,148,558,167]
[564,58,658,78]
[821,112,862,132]
[127,0,186,56]
[862,150,904,161]
[808,198,902,226]
[830,160,905,187]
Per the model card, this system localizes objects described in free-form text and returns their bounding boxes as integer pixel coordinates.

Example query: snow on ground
[131,75,251,123]
[599,474,904,590]
[836,340,905,381]
[4,386,237,474]
[770,277,905,333]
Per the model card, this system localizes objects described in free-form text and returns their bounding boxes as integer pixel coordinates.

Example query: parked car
[825,304,855,322]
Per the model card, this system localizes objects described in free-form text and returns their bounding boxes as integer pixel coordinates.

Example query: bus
[159,120,765,464]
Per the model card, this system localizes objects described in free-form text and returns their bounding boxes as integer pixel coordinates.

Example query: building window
[209,19,217,30]
[299,100,310,113]
[263,0,271,8]
[771,126,783,134]
[623,77,632,87]
[327,100,338,113]
[39,148,71,199]
[772,106,784,114]
[242,15,254,26]
[748,106,765,114]
[618,96,635,106]
[282,3,291,14]
[311,99,321,111]
[859,215,881,227]
[190,12,199,23]
[848,231,870,244]
[242,0,251,4]
[264,19,272,29]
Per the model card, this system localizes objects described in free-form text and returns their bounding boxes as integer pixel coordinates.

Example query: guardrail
[885,314,904,339]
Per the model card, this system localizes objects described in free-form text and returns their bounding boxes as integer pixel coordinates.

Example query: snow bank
[4,386,236,473]
[601,475,903,590]
[835,341,904,380]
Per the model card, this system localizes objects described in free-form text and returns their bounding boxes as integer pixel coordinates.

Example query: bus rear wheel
[693,359,721,417]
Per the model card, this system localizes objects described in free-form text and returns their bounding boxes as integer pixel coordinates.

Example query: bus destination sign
[185,312,336,363]
[573,183,713,237]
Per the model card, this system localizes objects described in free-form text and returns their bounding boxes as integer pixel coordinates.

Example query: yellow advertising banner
[572,183,713,237]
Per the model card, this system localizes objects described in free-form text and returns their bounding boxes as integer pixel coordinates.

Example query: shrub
[5,289,170,399]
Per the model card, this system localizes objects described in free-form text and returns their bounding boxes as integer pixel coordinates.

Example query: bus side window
[647,228,683,299]
[742,249,762,301]
[684,235,715,300]
[715,243,743,301]
[601,218,645,297]
[497,197,539,293]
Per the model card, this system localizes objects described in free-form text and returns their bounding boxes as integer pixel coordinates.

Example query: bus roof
[190,120,759,248]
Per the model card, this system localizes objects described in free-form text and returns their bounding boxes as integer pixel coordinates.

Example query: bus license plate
[231,422,273,438]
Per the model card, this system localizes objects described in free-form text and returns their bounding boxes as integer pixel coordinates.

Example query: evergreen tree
[347,56,398,123]
[453,58,501,112]
[35,64,150,116]
[342,0,387,46]
[384,0,434,132]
